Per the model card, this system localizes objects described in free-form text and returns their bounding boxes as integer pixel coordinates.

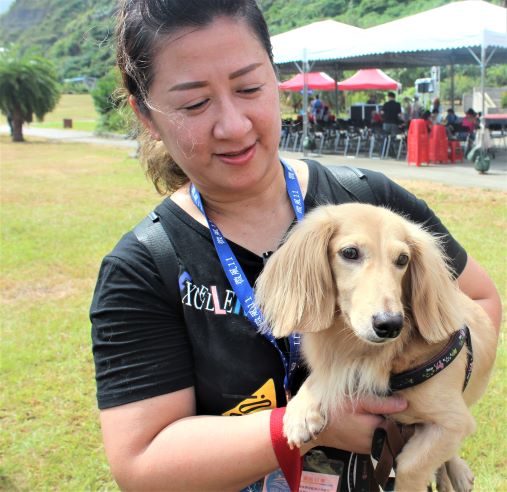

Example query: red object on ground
[407,119,430,166]
[448,140,464,163]
[337,68,400,91]
[429,124,449,164]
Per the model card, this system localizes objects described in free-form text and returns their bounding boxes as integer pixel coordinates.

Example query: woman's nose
[213,98,252,140]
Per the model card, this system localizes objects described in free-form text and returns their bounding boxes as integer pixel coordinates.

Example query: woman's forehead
[150,17,268,82]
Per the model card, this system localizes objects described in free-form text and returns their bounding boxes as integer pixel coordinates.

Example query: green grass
[1,136,506,491]
[30,94,98,132]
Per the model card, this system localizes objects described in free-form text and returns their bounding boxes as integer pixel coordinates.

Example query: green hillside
[0,0,504,79]
[0,0,117,78]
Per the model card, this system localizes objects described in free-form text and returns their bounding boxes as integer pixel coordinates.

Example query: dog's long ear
[255,209,337,337]
[406,222,463,343]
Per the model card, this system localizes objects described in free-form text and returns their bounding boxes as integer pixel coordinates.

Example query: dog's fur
[255,203,497,492]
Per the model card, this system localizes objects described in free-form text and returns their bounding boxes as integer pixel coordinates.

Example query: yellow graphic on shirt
[222,379,277,416]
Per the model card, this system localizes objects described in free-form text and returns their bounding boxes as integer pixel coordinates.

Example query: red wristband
[270,407,303,492]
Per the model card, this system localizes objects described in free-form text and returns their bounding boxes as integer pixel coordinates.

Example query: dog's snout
[372,312,404,339]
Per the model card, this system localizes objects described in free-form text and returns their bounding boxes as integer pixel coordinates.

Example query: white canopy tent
[293,1,507,119]
[316,0,507,68]
[271,19,363,67]
[271,20,364,153]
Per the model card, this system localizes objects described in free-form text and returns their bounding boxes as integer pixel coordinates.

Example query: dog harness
[368,326,474,491]
[389,325,473,393]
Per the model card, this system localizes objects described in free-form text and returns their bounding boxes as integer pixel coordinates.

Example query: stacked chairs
[279,118,408,161]
[279,120,303,152]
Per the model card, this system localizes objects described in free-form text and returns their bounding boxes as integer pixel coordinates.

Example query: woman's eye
[340,247,360,260]
[395,254,409,266]
[183,99,208,111]
[239,85,262,95]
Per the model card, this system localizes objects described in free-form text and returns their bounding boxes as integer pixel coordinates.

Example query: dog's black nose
[372,312,404,338]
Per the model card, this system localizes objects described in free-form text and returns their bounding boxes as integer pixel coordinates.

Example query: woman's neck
[203,165,287,223]
[171,159,308,255]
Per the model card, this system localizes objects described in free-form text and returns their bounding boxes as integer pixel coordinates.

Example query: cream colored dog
[255,203,497,492]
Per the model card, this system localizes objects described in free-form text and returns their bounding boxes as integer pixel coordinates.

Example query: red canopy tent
[279,72,337,91]
[337,68,400,91]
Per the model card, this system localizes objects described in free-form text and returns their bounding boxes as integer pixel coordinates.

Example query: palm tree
[0,48,60,142]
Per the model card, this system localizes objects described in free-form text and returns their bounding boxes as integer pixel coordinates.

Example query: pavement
[2,125,507,191]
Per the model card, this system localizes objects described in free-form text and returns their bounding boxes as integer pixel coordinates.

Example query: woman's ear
[129,95,161,141]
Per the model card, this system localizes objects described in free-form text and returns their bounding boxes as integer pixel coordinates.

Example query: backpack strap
[133,211,180,300]
[326,165,377,204]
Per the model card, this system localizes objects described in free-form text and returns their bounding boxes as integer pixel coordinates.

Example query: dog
[255,203,497,492]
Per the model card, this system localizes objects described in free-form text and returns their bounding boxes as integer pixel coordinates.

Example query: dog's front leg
[394,413,475,492]
[283,374,326,449]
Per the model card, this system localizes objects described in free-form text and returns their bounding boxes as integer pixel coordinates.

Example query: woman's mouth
[215,143,256,165]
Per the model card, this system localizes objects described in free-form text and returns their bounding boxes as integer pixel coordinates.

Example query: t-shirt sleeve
[90,232,194,410]
[361,168,468,277]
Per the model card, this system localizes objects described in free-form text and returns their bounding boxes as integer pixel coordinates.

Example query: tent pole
[480,43,485,125]
[303,49,309,157]
[450,64,455,112]
[333,64,339,114]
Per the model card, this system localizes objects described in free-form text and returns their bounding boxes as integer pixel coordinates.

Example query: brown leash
[371,419,415,489]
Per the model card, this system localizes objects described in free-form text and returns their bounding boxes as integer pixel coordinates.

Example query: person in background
[430,108,442,126]
[401,97,412,125]
[444,108,459,126]
[381,91,402,135]
[366,94,377,104]
[370,109,383,130]
[443,108,459,137]
[421,110,433,132]
[411,95,422,119]
[431,97,441,116]
[90,1,501,491]
[462,108,479,133]
[311,94,323,122]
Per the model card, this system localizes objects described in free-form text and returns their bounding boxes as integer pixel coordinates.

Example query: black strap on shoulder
[133,211,180,299]
[326,165,377,204]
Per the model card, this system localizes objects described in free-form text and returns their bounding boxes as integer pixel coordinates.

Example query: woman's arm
[100,388,407,491]
[456,255,502,335]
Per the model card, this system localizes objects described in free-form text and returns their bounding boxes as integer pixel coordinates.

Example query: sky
[0,0,15,15]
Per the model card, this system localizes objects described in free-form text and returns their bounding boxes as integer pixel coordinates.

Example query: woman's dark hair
[116,0,273,194]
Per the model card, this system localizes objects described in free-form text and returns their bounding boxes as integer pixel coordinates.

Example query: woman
[91,1,501,490]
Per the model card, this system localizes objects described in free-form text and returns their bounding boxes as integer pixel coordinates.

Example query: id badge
[262,449,344,492]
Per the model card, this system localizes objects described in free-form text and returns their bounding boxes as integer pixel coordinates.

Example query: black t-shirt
[382,99,402,124]
[90,161,467,412]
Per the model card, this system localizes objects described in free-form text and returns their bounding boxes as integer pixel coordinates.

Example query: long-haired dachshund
[255,203,496,492]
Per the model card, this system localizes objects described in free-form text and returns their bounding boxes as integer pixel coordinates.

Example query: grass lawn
[30,94,98,132]
[1,135,506,491]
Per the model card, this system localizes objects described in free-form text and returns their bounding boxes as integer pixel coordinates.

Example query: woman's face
[142,16,281,197]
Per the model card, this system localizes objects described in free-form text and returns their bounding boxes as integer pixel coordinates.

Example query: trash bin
[429,124,448,164]
[63,118,73,129]
[448,140,464,163]
[407,119,429,166]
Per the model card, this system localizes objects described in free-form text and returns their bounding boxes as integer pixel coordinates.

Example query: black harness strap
[389,326,473,393]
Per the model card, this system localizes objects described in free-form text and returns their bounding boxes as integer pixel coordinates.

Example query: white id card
[262,450,343,492]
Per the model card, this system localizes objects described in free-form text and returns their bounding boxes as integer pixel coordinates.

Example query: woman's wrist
[270,407,303,491]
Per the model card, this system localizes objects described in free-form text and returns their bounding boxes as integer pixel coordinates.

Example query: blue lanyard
[190,158,304,397]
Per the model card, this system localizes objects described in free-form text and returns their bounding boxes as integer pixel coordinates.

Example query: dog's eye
[395,254,409,266]
[340,247,360,260]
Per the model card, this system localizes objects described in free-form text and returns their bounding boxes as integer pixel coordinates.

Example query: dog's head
[255,203,463,344]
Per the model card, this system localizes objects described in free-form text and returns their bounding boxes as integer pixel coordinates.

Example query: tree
[0,48,60,142]
[91,67,130,134]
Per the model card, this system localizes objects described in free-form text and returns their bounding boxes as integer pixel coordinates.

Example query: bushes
[91,67,131,134]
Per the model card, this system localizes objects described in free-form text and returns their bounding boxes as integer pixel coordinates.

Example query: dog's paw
[283,403,326,449]
[446,456,474,492]
[435,465,453,492]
